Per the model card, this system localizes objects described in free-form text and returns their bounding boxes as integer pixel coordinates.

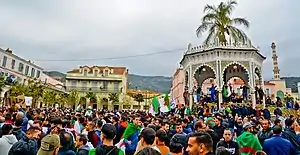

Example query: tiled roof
[67,66,127,75]
[264,81,276,85]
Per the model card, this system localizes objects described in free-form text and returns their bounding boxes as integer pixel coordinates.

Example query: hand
[15,104,20,109]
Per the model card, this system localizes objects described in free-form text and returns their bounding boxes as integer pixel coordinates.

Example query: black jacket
[76,145,90,155]
[95,145,121,155]
[8,136,38,155]
[12,127,26,140]
[217,140,239,155]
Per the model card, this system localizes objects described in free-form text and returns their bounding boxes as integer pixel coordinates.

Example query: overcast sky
[0,0,299,79]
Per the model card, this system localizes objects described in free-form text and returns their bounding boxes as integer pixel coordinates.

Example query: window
[11,59,15,69]
[94,70,98,76]
[83,70,88,76]
[104,70,109,76]
[31,68,35,77]
[92,81,97,90]
[18,63,24,72]
[2,56,7,67]
[36,70,41,78]
[102,81,108,91]
[114,82,119,93]
[82,81,87,91]
[25,66,29,75]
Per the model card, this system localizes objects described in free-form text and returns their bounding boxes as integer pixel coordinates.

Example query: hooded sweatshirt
[237,131,262,155]
[76,145,90,155]
[88,145,123,155]
[12,127,26,140]
[0,134,18,155]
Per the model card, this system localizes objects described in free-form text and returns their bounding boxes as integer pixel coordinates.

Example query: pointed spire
[271,42,280,80]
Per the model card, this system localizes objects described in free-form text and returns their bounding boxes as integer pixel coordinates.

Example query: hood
[237,132,256,146]
[78,145,90,151]
[12,127,22,134]
[95,145,119,155]
[2,135,18,144]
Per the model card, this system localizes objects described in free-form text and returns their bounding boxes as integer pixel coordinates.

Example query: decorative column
[260,68,266,109]
[218,88,223,108]
[189,65,193,109]
[251,87,256,108]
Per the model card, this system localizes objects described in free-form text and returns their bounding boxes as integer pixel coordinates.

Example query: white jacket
[0,134,18,155]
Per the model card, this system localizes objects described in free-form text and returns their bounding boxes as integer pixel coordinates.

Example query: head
[85,121,95,132]
[273,125,282,135]
[136,147,161,155]
[175,123,183,133]
[37,134,60,155]
[255,151,267,155]
[133,115,142,126]
[216,146,231,155]
[285,118,298,129]
[75,134,88,148]
[182,119,189,127]
[140,127,156,147]
[186,132,213,155]
[26,126,41,139]
[261,120,270,130]
[59,132,72,148]
[156,129,167,144]
[101,124,116,144]
[170,134,186,154]
[161,122,169,132]
[214,117,222,126]
[243,122,255,133]
[223,129,232,142]
[1,124,13,135]
[16,112,24,119]
[274,119,282,127]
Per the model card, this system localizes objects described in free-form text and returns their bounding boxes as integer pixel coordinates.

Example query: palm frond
[231,17,250,28]
[203,4,218,13]
[228,26,249,44]
[203,25,217,45]
[196,22,212,37]
[202,13,219,22]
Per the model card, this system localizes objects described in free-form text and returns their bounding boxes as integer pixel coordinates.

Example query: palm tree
[68,90,79,107]
[134,93,144,106]
[108,93,119,104]
[196,0,250,45]
[26,81,44,107]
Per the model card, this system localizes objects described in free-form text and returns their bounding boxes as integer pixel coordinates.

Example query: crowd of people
[0,103,299,155]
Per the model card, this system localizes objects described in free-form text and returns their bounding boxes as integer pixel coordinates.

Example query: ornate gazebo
[180,42,266,108]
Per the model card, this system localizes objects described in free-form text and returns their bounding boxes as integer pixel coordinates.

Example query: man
[174,123,186,135]
[237,122,262,155]
[182,119,192,134]
[213,117,225,141]
[216,128,239,155]
[75,134,90,155]
[37,134,60,155]
[263,125,296,155]
[89,123,124,155]
[12,118,26,140]
[123,115,141,155]
[282,118,300,154]
[15,104,28,132]
[156,130,170,155]
[85,121,98,148]
[257,119,273,145]
[9,126,41,155]
[135,127,160,154]
[186,132,214,155]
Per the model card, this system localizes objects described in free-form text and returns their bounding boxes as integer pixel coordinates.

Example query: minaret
[271,42,280,80]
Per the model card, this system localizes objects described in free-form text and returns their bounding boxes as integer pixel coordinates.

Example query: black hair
[136,147,161,155]
[273,125,282,135]
[188,132,213,151]
[140,128,156,145]
[77,134,88,145]
[156,130,167,142]
[15,118,24,127]
[1,124,13,135]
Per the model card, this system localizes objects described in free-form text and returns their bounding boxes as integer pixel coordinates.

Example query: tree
[26,80,44,107]
[43,90,55,106]
[108,93,119,104]
[134,93,144,105]
[196,0,250,45]
[68,90,79,107]
[86,89,97,104]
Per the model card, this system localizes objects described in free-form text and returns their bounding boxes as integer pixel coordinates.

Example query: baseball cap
[101,124,117,139]
[37,134,60,155]
[243,122,255,129]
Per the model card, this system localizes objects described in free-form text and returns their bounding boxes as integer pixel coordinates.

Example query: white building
[0,48,64,90]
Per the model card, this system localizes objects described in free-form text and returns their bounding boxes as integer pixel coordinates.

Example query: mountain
[128,74,172,93]
[281,77,300,93]
[43,71,172,93]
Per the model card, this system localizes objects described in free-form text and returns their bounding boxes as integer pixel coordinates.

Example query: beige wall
[171,68,185,105]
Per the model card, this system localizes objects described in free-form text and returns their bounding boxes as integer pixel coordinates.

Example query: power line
[34,48,185,62]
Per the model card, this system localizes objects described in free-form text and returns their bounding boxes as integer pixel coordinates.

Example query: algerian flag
[164,94,171,111]
[227,86,232,97]
[76,105,82,111]
[149,96,159,115]
[170,98,176,109]
[222,87,227,97]
[184,106,191,115]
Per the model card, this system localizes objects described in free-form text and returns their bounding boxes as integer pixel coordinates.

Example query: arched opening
[223,63,249,103]
[193,65,216,103]
[254,67,262,86]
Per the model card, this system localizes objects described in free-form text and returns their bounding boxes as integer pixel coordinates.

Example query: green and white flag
[149,96,160,116]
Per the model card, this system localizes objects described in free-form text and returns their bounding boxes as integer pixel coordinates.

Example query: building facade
[66,65,128,110]
[171,68,185,106]
[0,48,43,84]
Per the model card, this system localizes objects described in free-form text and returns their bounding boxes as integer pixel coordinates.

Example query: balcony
[66,86,122,93]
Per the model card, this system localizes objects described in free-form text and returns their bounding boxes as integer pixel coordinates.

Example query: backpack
[88,147,124,155]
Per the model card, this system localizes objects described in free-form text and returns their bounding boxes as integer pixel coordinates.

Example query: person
[136,147,161,155]
[186,132,214,155]
[135,127,160,154]
[89,123,124,155]
[282,118,300,154]
[9,126,41,155]
[237,122,262,155]
[123,115,141,155]
[216,129,239,155]
[75,134,90,155]
[85,121,98,148]
[156,130,170,155]
[263,125,296,155]
[37,134,60,155]
[0,124,18,155]
[168,134,186,155]
[58,131,76,155]
[257,120,273,145]
[215,146,231,155]
[12,118,26,140]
